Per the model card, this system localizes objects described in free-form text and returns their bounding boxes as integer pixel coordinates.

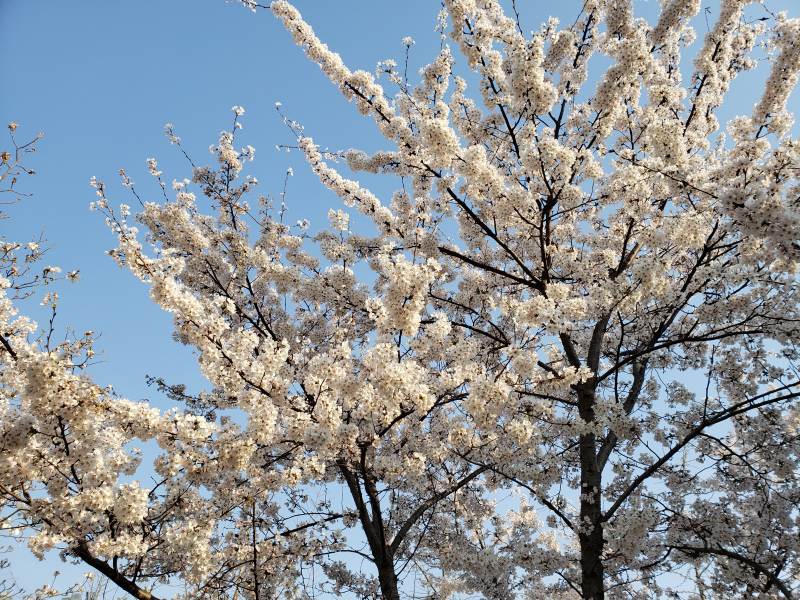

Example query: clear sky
[1,0,798,595]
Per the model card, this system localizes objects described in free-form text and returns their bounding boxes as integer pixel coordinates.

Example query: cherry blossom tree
[224,0,800,597]
[4,0,800,599]
[170,0,799,597]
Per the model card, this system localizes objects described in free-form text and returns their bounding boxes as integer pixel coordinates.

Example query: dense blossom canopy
[2,0,800,599]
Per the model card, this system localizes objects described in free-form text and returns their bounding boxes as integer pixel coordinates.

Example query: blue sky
[1,0,799,594]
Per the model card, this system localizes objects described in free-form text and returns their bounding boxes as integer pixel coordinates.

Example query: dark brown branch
[0,334,16,359]
[337,462,381,553]
[597,358,647,471]
[603,390,800,521]
[438,246,539,290]
[74,545,163,600]
[389,465,487,556]
[672,545,794,600]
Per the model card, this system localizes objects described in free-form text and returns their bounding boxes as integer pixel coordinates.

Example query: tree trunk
[578,389,605,600]
[376,560,401,600]
[338,462,401,600]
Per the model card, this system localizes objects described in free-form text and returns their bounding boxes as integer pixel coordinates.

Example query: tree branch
[74,545,163,600]
[389,465,487,556]
[672,545,794,600]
